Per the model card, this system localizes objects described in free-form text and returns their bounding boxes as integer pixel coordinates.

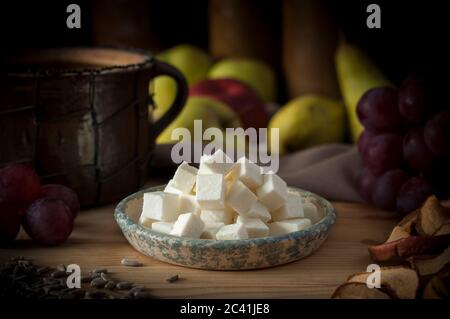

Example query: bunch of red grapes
[0,164,79,245]
[357,75,450,214]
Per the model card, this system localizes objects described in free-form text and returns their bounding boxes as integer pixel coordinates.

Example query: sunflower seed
[131,284,146,291]
[90,277,106,288]
[56,264,66,272]
[128,286,146,295]
[18,260,32,267]
[51,270,67,278]
[0,259,153,300]
[116,281,133,290]
[100,272,110,281]
[104,280,116,290]
[166,275,179,283]
[92,268,108,274]
[37,266,51,275]
[133,291,152,299]
[121,258,143,267]
[126,286,150,298]
[59,278,68,286]
[11,256,26,262]
[43,284,61,293]
[43,277,60,285]
[80,275,93,283]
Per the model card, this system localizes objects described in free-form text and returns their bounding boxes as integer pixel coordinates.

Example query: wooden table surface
[0,196,400,299]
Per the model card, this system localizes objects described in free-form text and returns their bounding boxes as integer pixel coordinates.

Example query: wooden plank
[0,201,399,298]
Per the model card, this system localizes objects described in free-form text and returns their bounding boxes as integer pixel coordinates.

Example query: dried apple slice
[422,270,450,299]
[396,234,450,258]
[416,196,450,236]
[369,240,399,261]
[434,221,450,236]
[331,282,391,299]
[347,266,419,299]
[386,226,411,243]
[385,209,418,243]
[408,247,450,276]
[369,234,450,262]
[398,209,419,228]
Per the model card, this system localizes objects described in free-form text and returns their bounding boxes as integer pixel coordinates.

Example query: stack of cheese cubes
[139,149,320,240]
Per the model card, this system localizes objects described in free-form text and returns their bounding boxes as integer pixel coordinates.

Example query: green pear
[269,95,346,155]
[151,44,213,120]
[157,96,241,144]
[335,42,392,142]
[208,58,277,102]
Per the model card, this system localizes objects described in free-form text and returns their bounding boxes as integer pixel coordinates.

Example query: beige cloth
[277,144,363,203]
[152,143,364,203]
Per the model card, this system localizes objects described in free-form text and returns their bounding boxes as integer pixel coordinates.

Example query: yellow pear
[151,44,213,120]
[269,95,346,155]
[335,42,392,142]
[157,96,241,144]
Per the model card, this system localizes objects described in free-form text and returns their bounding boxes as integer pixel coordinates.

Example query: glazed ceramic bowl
[115,185,336,270]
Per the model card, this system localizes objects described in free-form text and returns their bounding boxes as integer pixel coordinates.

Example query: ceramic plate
[115,185,336,270]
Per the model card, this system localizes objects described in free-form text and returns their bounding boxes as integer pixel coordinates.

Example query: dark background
[1,0,449,85]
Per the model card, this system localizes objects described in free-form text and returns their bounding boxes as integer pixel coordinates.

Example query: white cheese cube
[271,193,304,221]
[224,171,235,190]
[303,202,320,224]
[171,161,198,194]
[142,191,180,222]
[227,179,258,215]
[256,173,288,212]
[268,218,312,236]
[196,173,225,209]
[200,207,234,224]
[201,222,225,239]
[139,215,155,228]
[198,149,234,175]
[170,213,205,238]
[179,194,201,214]
[242,201,271,222]
[151,221,174,234]
[216,223,248,240]
[164,179,183,195]
[236,216,269,238]
[229,157,263,190]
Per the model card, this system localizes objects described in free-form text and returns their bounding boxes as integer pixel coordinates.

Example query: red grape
[357,130,376,156]
[40,184,80,218]
[0,201,21,244]
[363,133,404,176]
[23,198,73,245]
[372,169,409,211]
[0,164,40,204]
[357,167,376,203]
[424,111,450,156]
[403,127,434,172]
[398,75,427,124]
[396,176,433,214]
[357,87,404,132]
